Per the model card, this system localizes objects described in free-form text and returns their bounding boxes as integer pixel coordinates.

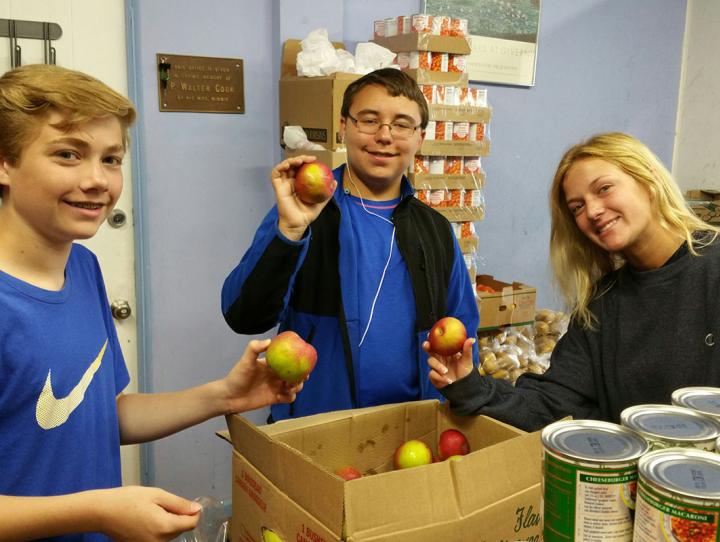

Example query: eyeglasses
[346,114,420,140]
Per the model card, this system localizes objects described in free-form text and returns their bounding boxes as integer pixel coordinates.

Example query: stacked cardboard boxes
[279,39,357,167]
[374,14,491,281]
[475,275,537,331]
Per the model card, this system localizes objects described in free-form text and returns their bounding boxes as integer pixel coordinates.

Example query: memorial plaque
[157,53,244,113]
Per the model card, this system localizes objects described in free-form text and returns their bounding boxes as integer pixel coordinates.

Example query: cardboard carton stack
[279,39,358,168]
[374,14,492,281]
[475,274,536,331]
[222,400,542,542]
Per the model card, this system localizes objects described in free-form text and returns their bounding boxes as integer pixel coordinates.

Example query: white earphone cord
[346,165,396,347]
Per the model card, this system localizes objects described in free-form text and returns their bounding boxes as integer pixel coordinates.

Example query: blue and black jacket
[221,165,479,421]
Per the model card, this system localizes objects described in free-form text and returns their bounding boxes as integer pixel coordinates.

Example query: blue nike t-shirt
[346,194,419,407]
[0,243,130,542]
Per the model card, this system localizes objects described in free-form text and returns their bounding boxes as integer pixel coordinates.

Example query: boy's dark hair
[340,68,429,128]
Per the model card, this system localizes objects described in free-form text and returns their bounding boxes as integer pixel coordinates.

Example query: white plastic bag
[296,27,395,76]
[176,497,229,542]
[283,126,326,151]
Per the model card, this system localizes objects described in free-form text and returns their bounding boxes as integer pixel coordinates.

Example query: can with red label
[633,448,720,541]
[373,20,385,40]
[411,14,432,33]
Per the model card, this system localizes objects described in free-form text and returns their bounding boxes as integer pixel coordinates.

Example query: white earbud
[346,163,396,347]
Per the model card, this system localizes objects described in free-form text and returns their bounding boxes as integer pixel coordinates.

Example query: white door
[1,0,140,485]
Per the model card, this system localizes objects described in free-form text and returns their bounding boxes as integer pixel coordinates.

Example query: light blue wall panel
[128,0,685,501]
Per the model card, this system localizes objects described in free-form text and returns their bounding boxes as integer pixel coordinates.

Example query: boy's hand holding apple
[270,155,336,241]
[220,339,304,414]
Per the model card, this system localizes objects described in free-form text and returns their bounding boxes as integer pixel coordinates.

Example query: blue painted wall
[478,1,684,308]
[128,0,685,500]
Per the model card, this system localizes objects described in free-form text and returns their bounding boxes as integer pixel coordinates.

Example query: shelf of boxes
[373,13,491,281]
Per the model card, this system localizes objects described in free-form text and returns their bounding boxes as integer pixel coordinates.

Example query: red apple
[294,161,334,204]
[393,439,433,470]
[265,331,317,384]
[428,316,467,356]
[438,428,470,460]
[335,466,363,480]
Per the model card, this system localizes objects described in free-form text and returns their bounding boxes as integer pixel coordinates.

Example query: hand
[219,339,304,414]
[271,155,337,241]
[96,486,200,541]
[424,337,476,389]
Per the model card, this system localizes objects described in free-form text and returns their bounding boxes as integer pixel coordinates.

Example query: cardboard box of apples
[223,397,542,541]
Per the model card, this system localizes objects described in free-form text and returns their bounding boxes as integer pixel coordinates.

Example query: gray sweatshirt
[441,234,720,431]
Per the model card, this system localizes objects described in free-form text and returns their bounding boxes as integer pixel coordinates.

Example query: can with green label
[541,419,649,541]
[633,447,720,541]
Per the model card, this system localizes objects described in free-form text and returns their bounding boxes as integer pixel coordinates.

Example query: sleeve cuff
[274,221,310,246]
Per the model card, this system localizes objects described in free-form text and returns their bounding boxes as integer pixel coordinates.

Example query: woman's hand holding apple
[424,336,475,389]
[270,155,336,241]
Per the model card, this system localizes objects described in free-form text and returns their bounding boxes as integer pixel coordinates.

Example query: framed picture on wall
[424,0,541,87]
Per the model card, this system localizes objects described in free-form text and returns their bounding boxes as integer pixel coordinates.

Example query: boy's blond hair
[549,132,719,329]
[0,64,136,166]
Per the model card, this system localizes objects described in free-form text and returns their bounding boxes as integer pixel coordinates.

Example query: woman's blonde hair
[549,132,719,329]
[0,64,136,166]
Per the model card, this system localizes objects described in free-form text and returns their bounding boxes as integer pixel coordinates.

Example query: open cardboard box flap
[223,400,542,540]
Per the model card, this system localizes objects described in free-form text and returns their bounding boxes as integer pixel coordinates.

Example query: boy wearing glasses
[222,68,479,421]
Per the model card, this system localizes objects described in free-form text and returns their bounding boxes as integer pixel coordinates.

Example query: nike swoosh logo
[35,339,108,430]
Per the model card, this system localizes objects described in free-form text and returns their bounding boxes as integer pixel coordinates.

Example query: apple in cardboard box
[335,466,363,481]
[294,161,334,204]
[438,428,470,460]
[428,316,467,356]
[393,439,433,470]
[265,331,317,384]
[261,527,284,542]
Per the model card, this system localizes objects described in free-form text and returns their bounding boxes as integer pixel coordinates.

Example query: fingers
[154,490,202,517]
[426,353,448,375]
[271,155,317,182]
[429,368,451,389]
[246,338,272,357]
[276,380,304,403]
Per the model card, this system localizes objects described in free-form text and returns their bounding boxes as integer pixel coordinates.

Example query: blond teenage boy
[0,65,301,542]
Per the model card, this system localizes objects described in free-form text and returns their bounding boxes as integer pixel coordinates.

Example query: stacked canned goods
[542,420,649,541]
[633,448,720,541]
[672,387,720,423]
[621,404,720,451]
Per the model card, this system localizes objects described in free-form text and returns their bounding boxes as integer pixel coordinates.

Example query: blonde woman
[426,132,720,431]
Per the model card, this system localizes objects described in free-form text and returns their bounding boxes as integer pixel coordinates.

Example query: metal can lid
[620,404,720,442]
[541,419,649,463]
[639,447,720,500]
[672,387,720,417]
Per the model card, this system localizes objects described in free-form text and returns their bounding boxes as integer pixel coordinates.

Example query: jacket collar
[332,163,415,204]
